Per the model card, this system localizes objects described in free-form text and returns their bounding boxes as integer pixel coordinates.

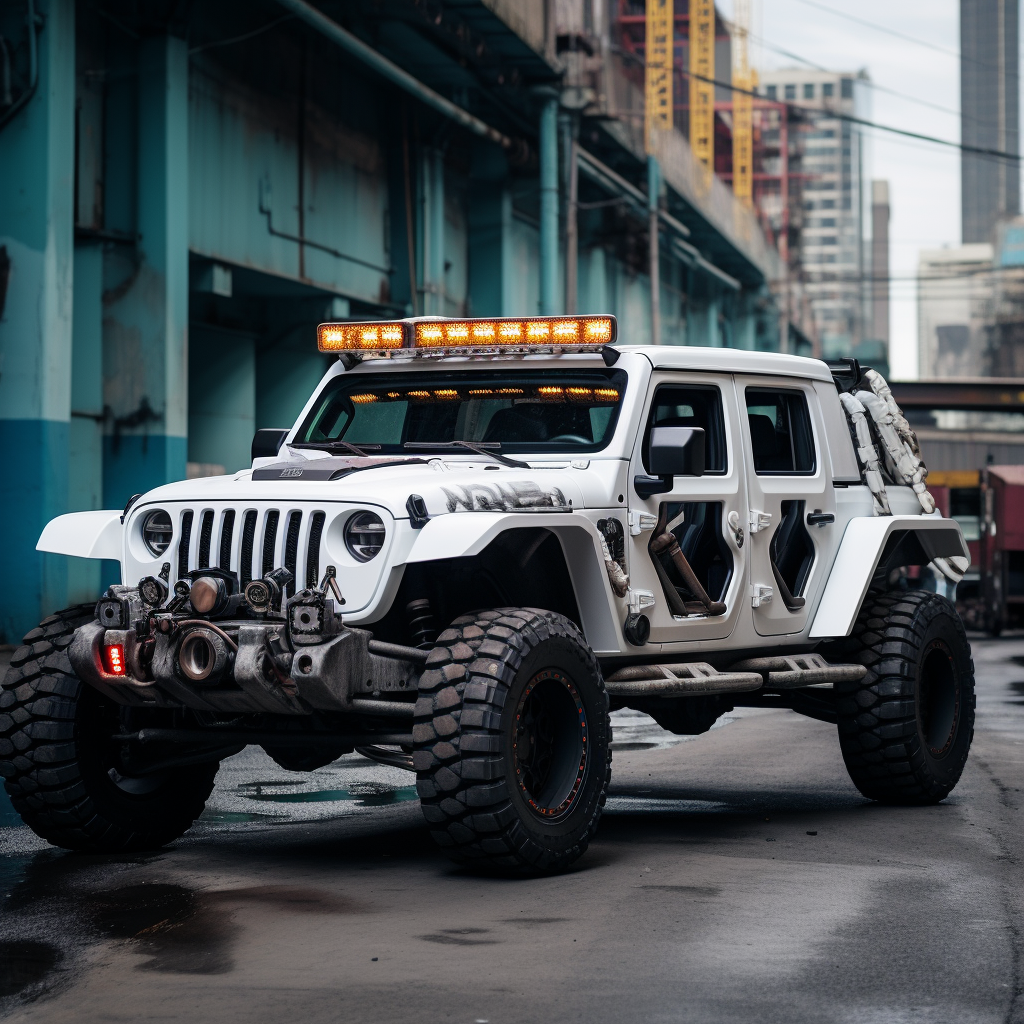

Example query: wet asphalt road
[0,638,1021,1024]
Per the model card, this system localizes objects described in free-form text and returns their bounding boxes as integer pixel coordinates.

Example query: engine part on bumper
[177,627,231,684]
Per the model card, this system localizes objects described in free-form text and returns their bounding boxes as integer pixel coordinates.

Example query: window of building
[820,218,836,227]
[803,83,815,99]
[821,199,835,209]
[644,385,727,475]
[841,78,853,99]
[746,389,816,475]
[785,84,796,100]
[766,84,777,99]
[821,236,838,246]
[822,82,834,98]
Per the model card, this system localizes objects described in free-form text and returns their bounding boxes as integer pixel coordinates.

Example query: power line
[788,0,962,63]
[751,33,978,125]
[685,69,1021,162]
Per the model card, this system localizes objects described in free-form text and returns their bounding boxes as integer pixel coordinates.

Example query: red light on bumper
[103,644,126,676]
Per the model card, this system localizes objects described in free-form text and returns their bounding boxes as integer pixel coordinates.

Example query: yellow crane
[645,0,674,152]
[689,0,715,182]
[732,0,754,206]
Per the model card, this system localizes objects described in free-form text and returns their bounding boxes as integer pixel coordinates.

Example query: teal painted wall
[0,0,76,642]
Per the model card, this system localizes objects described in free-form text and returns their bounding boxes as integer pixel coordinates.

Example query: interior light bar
[317,316,617,355]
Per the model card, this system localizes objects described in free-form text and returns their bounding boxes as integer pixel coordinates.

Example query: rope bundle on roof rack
[839,369,935,517]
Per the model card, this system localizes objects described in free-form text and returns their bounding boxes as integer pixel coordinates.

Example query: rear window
[643,384,727,474]
[296,369,627,454]
[745,387,816,474]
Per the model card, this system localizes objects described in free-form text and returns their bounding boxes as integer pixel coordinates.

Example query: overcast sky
[722,0,973,378]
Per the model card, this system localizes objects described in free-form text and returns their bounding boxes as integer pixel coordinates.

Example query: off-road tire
[835,589,975,804]
[0,606,219,851]
[413,608,611,875]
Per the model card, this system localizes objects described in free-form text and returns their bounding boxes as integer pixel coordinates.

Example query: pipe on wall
[648,156,661,345]
[539,94,560,315]
[274,0,512,151]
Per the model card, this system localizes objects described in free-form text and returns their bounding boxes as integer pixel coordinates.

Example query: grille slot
[219,510,235,569]
[284,511,302,596]
[306,511,326,588]
[262,511,280,578]
[177,511,194,579]
[240,511,258,585]
[198,511,214,568]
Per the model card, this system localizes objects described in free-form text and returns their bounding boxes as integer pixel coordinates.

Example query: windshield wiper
[291,440,382,457]
[403,441,529,469]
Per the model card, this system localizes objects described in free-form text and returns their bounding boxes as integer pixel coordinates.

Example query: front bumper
[69,619,421,716]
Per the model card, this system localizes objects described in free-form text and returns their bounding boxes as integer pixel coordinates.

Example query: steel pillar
[0,0,75,641]
[68,242,105,602]
[539,95,560,315]
[648,156,661,344]
[102,35,189,510]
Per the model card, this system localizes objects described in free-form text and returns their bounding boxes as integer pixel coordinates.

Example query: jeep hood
[132,453,588,518]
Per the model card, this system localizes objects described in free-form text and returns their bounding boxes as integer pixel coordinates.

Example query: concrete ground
[0,638,1021,1024]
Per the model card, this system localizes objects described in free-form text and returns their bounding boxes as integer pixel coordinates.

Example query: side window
[643,385,726,474]
[745,387,816,474]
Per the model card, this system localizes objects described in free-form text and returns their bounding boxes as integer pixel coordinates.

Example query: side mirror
[634,426,706,499]
[252,428,289,462]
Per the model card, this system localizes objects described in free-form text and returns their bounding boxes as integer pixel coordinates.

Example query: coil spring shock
[406,598,437,649]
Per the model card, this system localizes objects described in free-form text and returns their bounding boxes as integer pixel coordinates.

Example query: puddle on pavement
[418,928,499,946]
[604,795,731,815]
[0,940,61,998]
[83,881,354,976]
[236,780,418,806]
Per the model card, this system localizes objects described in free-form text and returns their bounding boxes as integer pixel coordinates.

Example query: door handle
[806,510,835,527]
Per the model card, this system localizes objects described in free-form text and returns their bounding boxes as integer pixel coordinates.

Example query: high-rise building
[917,244,995,377]
[961,0,1020,243]
[757,68,871,358]
[870,180,890,346]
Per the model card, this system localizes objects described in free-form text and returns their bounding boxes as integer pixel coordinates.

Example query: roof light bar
[316,315,617,355]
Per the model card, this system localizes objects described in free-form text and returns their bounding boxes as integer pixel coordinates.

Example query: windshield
[296,369,628,454]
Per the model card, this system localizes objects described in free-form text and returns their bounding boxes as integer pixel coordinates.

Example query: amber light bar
[317,315,617,354]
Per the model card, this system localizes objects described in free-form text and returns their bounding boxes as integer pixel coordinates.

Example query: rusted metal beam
[889,379,1024,411]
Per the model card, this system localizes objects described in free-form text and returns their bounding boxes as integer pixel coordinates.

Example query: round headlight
[344,511,386,562]
[141,509,173,558]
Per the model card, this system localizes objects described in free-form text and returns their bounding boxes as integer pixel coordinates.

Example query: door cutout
[650,502,733,616]
[769,500,814,611]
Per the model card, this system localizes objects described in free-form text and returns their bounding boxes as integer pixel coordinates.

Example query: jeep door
[627,372,748,644]
[737,376,835,636]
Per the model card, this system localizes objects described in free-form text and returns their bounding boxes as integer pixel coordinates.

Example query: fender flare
[37,510,123,560]
[403,512,621,655]
[809,516,969,638]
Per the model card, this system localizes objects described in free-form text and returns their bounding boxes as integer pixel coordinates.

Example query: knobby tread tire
[0,606,218,851]
[412,608,611,875]
[834,588,975,805]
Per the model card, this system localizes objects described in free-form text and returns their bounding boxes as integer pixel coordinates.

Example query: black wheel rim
[918,638,961,758]
[512,669,588,821]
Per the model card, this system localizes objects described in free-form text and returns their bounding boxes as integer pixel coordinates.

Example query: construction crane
[689,0,715,181]
[732,0,753,206]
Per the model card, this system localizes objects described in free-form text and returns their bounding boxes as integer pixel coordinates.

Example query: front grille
[262,510,280,577]
[306,511,326,588]
[240,511,258,585]
[284,511,302,597]
[163,504,338,595]
[198,511,214,568]
[219,510,235,569]
[177,511,194,580]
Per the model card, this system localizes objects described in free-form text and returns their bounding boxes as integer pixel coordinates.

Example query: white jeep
[1,315,974,874]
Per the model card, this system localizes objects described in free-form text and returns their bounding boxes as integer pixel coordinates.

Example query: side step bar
[605,663,763,697]
[603,655,866,698]
[730,654,866,689]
